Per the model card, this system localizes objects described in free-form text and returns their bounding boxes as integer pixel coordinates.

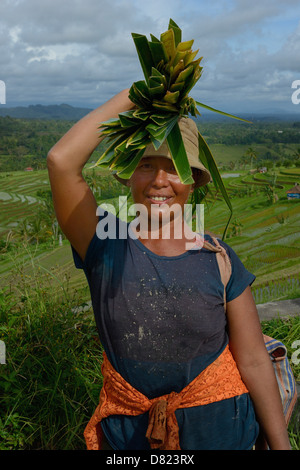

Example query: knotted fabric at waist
[84,345,248,450]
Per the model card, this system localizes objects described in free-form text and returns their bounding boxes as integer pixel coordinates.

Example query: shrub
[0,255,102,450]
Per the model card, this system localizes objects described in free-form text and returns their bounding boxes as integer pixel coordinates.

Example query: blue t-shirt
[72,217,259,450]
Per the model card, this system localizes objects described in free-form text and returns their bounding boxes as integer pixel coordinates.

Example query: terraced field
[0,171,49,236]
[1,174,80,303]
[0,167,300,305]
[203,168,300,302]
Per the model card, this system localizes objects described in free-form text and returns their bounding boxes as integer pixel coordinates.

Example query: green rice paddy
[1,167,300,303]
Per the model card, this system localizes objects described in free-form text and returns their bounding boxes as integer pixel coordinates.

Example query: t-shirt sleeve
[71,244,84,269]
[220,240,256,302]
[70,212,127,270]
[71,231,102,270]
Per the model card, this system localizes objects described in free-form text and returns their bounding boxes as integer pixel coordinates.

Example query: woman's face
[128,156,194,222]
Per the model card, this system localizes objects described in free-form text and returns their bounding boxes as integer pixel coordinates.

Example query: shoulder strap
[203,237,232,307]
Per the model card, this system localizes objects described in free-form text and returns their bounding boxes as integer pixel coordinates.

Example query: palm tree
[238,154,248,170]
[28,217,46,245]
[84,169,101,199]
[245,147,257,171]
[263,174,278,204]
[16,218,31,244]
[293,148,300,162]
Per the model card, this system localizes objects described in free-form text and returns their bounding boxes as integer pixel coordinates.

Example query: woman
[47,89,291,450]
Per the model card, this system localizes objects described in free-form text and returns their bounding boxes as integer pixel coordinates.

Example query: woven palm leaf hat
[94,19,215,191]
[113,117,211,188]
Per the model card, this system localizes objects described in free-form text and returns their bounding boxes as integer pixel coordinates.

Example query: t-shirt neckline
[128,227,204,260]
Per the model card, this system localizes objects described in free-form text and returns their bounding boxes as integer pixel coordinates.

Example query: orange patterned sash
[84,345,248,450]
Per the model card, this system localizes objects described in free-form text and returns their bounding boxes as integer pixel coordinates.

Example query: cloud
[1,0,300,113]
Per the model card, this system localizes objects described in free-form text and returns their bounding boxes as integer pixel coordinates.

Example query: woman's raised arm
[47,89,134,261]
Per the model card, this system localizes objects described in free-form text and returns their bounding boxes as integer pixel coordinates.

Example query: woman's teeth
[151,197,168,201]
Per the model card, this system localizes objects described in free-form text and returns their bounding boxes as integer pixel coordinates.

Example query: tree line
[1,116,300,172]
[199,120,300,145]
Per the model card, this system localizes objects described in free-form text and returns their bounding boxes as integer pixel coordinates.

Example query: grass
[0,251,102,450]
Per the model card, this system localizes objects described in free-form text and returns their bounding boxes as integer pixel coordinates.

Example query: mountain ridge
[0,103,93,120]
[0,103,300,122]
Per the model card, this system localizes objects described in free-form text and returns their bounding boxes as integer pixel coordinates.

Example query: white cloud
[0,0,300,113]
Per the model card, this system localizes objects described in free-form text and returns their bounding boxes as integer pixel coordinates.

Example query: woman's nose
[152,168,169,187]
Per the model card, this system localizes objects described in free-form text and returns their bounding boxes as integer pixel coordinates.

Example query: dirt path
[257,298,300,321]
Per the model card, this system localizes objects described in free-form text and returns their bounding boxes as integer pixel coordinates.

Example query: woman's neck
[130,220,199,256]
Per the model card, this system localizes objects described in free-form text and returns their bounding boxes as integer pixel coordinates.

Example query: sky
[1,0,300,115]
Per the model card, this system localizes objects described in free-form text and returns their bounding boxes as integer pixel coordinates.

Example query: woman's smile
[128,156,193,212]
[147,195,173,205]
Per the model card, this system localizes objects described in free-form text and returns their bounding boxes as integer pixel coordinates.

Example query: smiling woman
[112,117,210,253]
[123,155,199,254]
[46,18,292,450]
[47,88,291,451]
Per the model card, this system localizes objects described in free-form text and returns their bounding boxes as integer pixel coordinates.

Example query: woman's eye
[168,165,176,173]
[139,163,152,170]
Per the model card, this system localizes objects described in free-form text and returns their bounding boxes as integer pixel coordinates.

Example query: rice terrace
[0,113,300,449]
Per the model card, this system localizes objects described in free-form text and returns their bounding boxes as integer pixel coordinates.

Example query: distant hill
[0,103,93,120]
[197,112,300,123]
[0,102,299,122]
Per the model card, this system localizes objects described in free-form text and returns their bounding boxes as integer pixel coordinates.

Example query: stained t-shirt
[72,216,259,450]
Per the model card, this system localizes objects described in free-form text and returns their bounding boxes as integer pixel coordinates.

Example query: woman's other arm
[47,89,134,261]
[226,286,291,450]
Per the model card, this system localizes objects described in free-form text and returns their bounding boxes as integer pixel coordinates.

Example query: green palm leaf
[146,115,178,150]
[131,34,154,85]
[114,149,146,180]
[196,101,251,123]
[168,19,182,46]
[198,131,233,239]
[149,39,168,67]
[166,122,194,185]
